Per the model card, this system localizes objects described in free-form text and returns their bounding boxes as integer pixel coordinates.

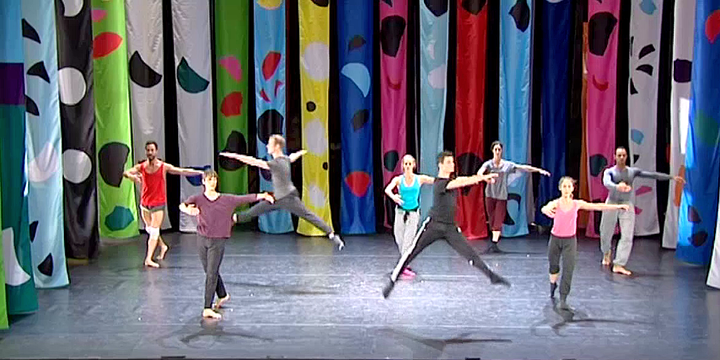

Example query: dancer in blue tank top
[384,154,434,279]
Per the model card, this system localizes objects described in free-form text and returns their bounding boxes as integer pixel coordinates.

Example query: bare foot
[144,259,160,268]
[158,244,169,260]
[202,309,222,319]
[213,294,230,309]
[612,265,632,276]
[602,252,612,266]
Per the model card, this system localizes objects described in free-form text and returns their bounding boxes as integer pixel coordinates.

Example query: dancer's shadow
[155,318,273,349]
[530,299,652,336]
[225,280,339,296]
[380,327,511,359]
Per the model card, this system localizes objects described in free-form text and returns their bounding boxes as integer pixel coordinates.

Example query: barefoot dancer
[479,141,550,252]
[541,177,629,309]
[384,154,434,279]
[599,146,685,275]
[220,134,344,250]
[180,170,275,320]
[382,151,510,298]
[123,141,203,268]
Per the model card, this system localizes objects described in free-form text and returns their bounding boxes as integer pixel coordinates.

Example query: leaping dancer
[123,141,204,268]
[220,134,345,250]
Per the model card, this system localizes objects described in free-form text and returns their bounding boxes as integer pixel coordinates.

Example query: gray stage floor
[1,229,719,359]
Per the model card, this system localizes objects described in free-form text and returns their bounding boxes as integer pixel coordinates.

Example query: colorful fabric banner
[677,0,720,265]
[418,0,449,221]
[92,0,139,238]
[0,0,38,314]
[499,0,533,237]
[338,0,375,234]
[216,0,249,205]
[455,0,488,239]
[710,191,720,288]
[663,0,695,249]
[171,0,214,233]
[22,0,69,288]
[126,0,170,230]
[536,0,571,227]
[55,0,99,259]
[584,0,620,237]
[297,0,333,236]
[253,0,293,233]
[628,0,663,236]
[379,0,408,228]
[0,184,5,328]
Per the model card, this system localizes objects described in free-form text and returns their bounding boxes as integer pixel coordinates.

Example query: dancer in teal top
[385,154,434,278]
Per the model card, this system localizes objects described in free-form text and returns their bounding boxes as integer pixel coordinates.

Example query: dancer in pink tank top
[541,177,629,309]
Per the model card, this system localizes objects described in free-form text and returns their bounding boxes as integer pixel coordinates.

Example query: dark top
[184,193,258,238]
[267,156,296,199]
[428,178,456,224]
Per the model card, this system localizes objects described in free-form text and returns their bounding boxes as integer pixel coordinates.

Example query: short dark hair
[145,141,158,150]
[615,146,627,154]
[491,141,503,151]
[437,151,454,164]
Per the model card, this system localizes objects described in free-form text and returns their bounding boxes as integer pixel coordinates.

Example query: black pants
[548,234,577,299]
[390,217,495,281]
[236,192,333,234]
[197,235,228,309]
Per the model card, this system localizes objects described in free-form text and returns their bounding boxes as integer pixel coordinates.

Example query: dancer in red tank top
[124,141,203,268]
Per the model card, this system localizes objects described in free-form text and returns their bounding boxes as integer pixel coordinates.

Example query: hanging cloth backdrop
[584,0,620,237]
[0,189,5,328]
[628,0,663,236]
[22,0,69,288]
[215,0,249,204]
[536,0,571,227]
[418,0,449,221]
[379,0,408,228]
[663,0,695,249]
[677,0,720,265]
[297,0,333,236]
[499,0,533,237]
[0,0,38,315]
[710,194,720,288]
[126,0,170,230]
[92,0,139,238]
[172,0,213,232]
[55,0,99,259]
[338,0,376,234]
[455,0,488,239]
[253,0,293,234]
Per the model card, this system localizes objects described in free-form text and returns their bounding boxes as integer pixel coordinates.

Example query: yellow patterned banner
[297,0,332,236]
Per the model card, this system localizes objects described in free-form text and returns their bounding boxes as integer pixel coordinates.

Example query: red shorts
[485,197,507,232]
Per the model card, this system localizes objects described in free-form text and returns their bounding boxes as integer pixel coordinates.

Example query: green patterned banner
[92,0,138,238]
[0,175,6,329]
[215,0,249,200]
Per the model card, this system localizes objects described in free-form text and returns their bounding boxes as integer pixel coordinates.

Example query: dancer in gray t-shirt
[599,147,684,275]
[479,141,550,253]
[220,134,344,250]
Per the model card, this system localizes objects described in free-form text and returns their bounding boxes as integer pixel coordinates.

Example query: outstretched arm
[446,173,498,190]
[384,176,403,205]
[219,152,270,170]
[635,168,684,183]
[123,164,142,183]
[515,164,550,176]
[288,150,307,162]
[417,174,435,185]
[577,200,630,212]
[165,163,204,177]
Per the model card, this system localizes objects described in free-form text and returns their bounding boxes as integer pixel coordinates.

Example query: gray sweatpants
[599,201,635,266]
[197,236,228,309]
[393,208,419,256]
[548,235,577,299]
[235,193,333,234]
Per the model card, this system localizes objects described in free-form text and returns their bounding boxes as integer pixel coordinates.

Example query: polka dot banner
[216,0,249,208]
[0,0,38,316]
[55,0,100,259]
[297,0,333,236]
[92,0,138,238]
[126,0,171,230]
[677,0,720,266]
[585,0,620,238]
[338,0,375,234]
[22,0,69,288]
[663,0,695,249]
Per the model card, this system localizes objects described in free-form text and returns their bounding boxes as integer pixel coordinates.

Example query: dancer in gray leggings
[600,147,684,275]
[180,170,274,320]
[384,154,434,278]
[220,134,344,250]
[542,177,629,309]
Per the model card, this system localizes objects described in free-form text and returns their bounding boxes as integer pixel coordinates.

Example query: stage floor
[1,230,718,359]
